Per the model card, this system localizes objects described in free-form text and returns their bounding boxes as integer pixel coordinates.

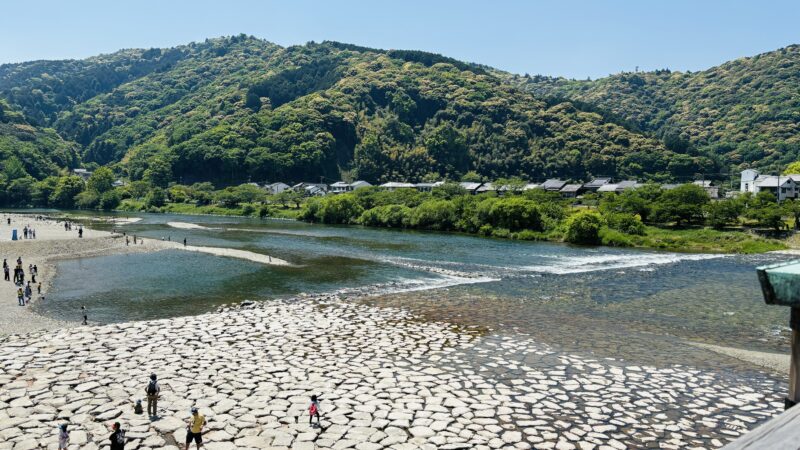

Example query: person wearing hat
[145,373,160,418]
[185,407,206,450]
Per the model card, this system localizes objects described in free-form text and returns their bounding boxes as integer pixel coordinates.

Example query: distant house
[740,169,799,201]
[350,181,372,190]
[459,182,482,194]
[329,181,351,194]
[304,185,327,196]
[559,184,583,198]
[661,184,680,191]
[293,183,328,196]
[616,180,639,191]
[414,182,443,192]
[523,183,541,191]
[73,168,93,181]
[692,180,720,199]
[476,183,496,194]
[380,182,416,191]
[583,177,612,192]
[112,179,126,187]
[265,182,291,195]
[542,179,568,192]
[597,184,618,194]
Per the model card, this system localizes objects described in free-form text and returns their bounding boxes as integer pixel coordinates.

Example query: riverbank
[0,295,784,449]
[117,200,788,254]
[0,214,291,335]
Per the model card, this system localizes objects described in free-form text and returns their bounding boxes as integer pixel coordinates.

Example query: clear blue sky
[3,0,799,79]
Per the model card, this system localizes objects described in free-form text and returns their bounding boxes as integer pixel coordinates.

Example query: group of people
[4,257,41,306]
[62,221,83,238]
[21,225,36,239]
[56,372,323,449]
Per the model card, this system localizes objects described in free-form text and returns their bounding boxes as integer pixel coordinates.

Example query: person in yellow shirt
[185,407,206,450]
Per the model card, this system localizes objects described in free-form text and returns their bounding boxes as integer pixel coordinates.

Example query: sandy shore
[0,213,290,336]
[689,342,790,374]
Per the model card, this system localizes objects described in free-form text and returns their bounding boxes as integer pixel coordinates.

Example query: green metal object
[757,260,800,307]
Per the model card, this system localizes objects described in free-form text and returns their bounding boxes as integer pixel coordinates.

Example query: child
[309,395,321,427]
[134,399,144,415]
[58,424,69,450]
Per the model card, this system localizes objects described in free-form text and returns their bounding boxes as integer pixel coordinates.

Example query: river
[34,212,795,374]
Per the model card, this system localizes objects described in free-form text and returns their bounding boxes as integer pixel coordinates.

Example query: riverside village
[4,2,800,450]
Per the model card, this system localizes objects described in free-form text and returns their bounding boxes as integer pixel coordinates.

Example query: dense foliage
[0,35,717,193]
[522,45,800,176]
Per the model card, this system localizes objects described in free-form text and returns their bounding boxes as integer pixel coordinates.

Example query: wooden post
[789,307,800,409]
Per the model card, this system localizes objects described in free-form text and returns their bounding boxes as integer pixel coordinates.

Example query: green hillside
[0,35,710,189]
[522,45,800,176]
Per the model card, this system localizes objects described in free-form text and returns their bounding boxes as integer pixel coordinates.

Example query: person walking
[109,422,126,450]
[145,374,161,418]
[3,263,9,282]
[308,394,322,427]
[58,424,69,450]
[81,306,88,325]
[24,282,32,304]
[17,288,24,306]
[185,407,206,450]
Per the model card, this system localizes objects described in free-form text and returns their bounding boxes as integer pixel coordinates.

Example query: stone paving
[0,296,784,449]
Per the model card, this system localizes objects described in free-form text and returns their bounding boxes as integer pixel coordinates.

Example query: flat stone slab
[0,297,784,449]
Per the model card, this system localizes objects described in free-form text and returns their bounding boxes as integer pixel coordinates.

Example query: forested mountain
[0,98,80,180]
[0,35,714,187]
[2,35,798,191]
[522,45,800,176]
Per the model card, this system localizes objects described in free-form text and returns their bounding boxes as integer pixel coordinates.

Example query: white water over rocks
[0,297,782,449]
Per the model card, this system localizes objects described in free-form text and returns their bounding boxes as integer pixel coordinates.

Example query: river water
[36,212,795,375]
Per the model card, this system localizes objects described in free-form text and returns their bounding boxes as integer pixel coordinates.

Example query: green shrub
[487,198,542,231]
[408,200,457,230]
[565,211,603,245]
[604,212,646,235]
[242,204,256,216]
[98,190,121,210]
[359,204,411,228]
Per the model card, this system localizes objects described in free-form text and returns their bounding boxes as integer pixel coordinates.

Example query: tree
[705,199,743,229]
[145,188,167,208]
[744,191,783,230]
[143,157,173,188]
[50,176,85,208]
[783,199,800,230]
[487,198,542,231]
[6,177,35,207]
[650,184,709,226]
[87,167,114,193]
[565,211,603,245]
[784,161,800,175]
[2,157,28,181]
[99,190,121,210]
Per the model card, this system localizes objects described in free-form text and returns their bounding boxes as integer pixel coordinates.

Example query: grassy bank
[118,199,303,219]
[600,226,787,254]
[116,198,786,254]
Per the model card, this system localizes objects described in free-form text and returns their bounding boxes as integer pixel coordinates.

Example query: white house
[380,182,416,191]
[265,182,291,195]
[330,181,372,193]
[73,168,93,181]
[740,170,800,201]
